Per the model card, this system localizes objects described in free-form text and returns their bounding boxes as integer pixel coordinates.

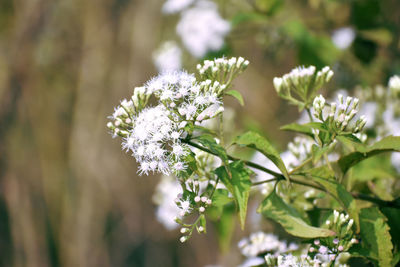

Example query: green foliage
[258,190,335,238]
[338,136,400,174]
[233,131,289,180]
[214,161,253,229]
[280,122,315,138]
[353,207,393,266]
[192,135,229,165]
[304,167,360,232]
[282,20,339,68]
[225,89,244,106]
[207,189,236,252]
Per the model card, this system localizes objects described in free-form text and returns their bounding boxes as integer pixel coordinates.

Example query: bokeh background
[0,0,399,266]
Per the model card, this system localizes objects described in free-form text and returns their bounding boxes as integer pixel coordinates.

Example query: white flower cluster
[156,0,230,70]
[265,252,350,267]
[162,0,195,14]
[153,175,182,230]
[238,232,298,258]
[265,253,312,267]
[177,1,230,58]
[153,41,182,73]
[122,105,189,175]
[331,27,355,50]
[152,152,222,231]
[147,71,225,122]
[108,67,234,175]
[197,56,249,83]
[273,66,333,104]
[303,210,357,266]
[313,94,367,133]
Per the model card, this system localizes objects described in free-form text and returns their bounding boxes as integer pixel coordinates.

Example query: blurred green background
[0,0,399,266]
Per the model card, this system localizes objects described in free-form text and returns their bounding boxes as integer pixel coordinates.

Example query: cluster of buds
[273,66,333,109]
[307,210,358,265]
[107,87,151,137]
[388,75,400,98]
[197,57,249,86]
[313,94,367,134]
[265,253,321,267]
[287,136,314,164]
[173,177,214,242]
[178,213,206,243]
[238,232,298,258]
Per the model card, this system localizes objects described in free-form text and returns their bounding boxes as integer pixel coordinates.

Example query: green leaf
[304,167,360,232]
[192,135,229,165]
[214,203,236,253]
[193,125,218,137]
[338,136,400,174]
[257,190,335,238]
[211,189,234,215]
[225,89,244,106]
[234,131,289,180]
[358,207,393,266]
[280,123,314,138]
[311,144,332,164]
[338,134,362,144]
[231,12,267,26]
[214,161,253,229]
[178,151,198,179]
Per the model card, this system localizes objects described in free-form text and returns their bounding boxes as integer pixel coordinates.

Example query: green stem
[252,177,279,186]
[306,108,314,122]
[182,139,283,178]
[219,113,224,146]
[289,157,313,174]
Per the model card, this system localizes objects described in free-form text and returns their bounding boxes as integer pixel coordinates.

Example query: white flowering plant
[108,57,400,266]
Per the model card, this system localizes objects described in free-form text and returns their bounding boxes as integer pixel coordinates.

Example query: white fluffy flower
[153,175,182,230]
[122,105,187,175]
[331,27,355,50]
[238,232,298,257]
[162,0,195,14]
[388,75,400,95]
[177,0,230,58]
[153,41,182,73]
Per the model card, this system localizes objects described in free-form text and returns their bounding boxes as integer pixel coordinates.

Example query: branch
[183,138,400,209]
[182,139,283,178]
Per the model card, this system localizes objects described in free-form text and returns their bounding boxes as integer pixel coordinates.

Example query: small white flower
[153,41,182,72]
[332,27,355,50]
[177,1,230,58]
[162,0,194,14]
[171,131,181,139]
[172,143,187,157]
[180,198,192,215]
[174,162,186,172]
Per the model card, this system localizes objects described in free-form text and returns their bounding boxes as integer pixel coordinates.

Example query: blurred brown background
[1,0,399,266]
